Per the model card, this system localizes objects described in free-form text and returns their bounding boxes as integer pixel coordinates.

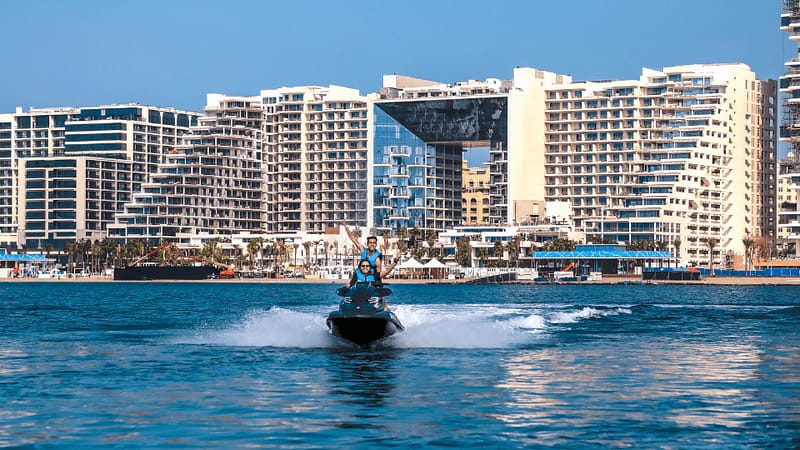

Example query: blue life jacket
[360,248,382,269]
[355,270,375,283]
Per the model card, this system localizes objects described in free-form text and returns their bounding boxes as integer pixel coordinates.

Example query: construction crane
[129,243,176,267]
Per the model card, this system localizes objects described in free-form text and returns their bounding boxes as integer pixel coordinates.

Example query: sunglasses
[360,264,371,268]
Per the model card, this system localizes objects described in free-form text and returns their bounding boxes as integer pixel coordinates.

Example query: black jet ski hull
[327,282,404,347]
[327,313,404,347]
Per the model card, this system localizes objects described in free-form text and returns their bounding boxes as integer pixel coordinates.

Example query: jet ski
[326,282,404,347]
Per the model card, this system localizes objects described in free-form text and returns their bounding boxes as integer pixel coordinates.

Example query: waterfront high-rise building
[545,64,776,266]
[779,0,800,257]
[777,156,800,255]
[1,63,777,271]
[462,159,490,225]
[260,85,369,233]
[371,68,565,233]
[0,107,79,247]
[107,95,263,245]
[373,64,776,267]
[4,105,198,249]
[108,86,369,243]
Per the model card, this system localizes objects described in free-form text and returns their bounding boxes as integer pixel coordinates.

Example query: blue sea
[1,281,799,449]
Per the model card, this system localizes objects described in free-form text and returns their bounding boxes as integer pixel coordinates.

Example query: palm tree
[396,227,408,257]
[199,238,222,264]
[247,238,263,269]
[704,238,717,277]
[672,238,681,268]
[410,227,422,251]
[312,240,323,266]
[63,242,76,274]
[505,237,520,268]
[456,237,471,267]
[292,243,300,267]
[121,240,144,266]
[75,239,92,270]
[263,238,276,269]
[231,244,242,269]
[493,241,504,267]
[302,241,312,266]
[478,248,489,267]
[543,238,577,252]
[91,239,101,272]
[425,231,436,258]
[742,237,754,273]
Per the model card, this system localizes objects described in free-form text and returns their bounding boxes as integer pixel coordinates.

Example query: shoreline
[4,275,800,286]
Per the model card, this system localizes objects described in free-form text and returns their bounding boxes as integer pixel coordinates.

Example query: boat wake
[176,304,631,349]
[177,307,331,348]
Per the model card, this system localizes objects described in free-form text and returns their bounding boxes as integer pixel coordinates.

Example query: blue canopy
[532,250,670,259]
[0,254,48,262]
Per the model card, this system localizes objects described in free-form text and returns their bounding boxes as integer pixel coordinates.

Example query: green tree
[542,238,577,252]
[672,238,682,267]
[302,241,312,266]
[478,247,489,267]
[247,237,263,269]
[505,236,520,268]
[493,240,504,267]
[704,238,717,276]
[63,242,76,274]
[395,227,408,257]
[742,236,754,273]
[456,237,471,267]
[199,238,222,264]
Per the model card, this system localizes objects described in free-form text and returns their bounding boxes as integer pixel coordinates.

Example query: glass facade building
[372,96,508,234]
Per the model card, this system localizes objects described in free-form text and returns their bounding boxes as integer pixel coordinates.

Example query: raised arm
[380,256,397,278]
[341,219,364,252]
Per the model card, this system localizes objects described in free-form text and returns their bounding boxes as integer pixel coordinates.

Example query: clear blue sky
[0,0,789,113]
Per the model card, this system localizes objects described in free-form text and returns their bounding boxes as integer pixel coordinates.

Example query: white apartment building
[3,104,198,249]
[0,107,79,247]
[779,0,800,257]
[108,96,264,245]
[371,64,775,267]
[544,64,776,267]
[261,85,369,233]
[777,156,800,256]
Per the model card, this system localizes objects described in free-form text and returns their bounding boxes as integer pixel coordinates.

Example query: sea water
[1,281,798,448]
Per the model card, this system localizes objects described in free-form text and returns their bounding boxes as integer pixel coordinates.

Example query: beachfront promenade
[4,272,800,285]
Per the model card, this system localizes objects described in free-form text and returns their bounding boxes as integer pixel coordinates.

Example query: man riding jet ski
[326,259,404,347]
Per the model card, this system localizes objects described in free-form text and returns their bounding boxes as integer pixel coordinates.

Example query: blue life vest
[360,248,382,269]
[355,270,375,283]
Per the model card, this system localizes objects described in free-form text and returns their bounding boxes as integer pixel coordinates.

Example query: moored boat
[113,265,220,281]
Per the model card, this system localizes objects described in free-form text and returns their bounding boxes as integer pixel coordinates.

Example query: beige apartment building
[106,86,371,244]
[261,85,369,233]
[542,63,776,267]
[108,96,264,244]
[462,159,490,224]
[779,0,800,257]
[777,157,800,254]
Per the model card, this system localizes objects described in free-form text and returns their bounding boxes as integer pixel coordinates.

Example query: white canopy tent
[398,257,424,269]
[424,257,448,280]
[423,258,447,269]
[398,257,424,279]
